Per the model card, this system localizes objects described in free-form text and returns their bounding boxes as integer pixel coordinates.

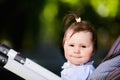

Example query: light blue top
[61,61,95,80]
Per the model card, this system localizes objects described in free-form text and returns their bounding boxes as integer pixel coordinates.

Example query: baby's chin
[70,61,84,66]
[69,59,88,66]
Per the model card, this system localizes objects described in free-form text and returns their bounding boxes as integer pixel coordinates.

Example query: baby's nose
[74,47,80,54]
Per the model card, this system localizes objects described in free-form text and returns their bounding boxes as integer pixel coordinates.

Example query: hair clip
[75,17,81,22]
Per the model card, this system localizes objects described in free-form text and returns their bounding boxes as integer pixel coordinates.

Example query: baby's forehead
[65,30,91,38]
[65,30,93,43]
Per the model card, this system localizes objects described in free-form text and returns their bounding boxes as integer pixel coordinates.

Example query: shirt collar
[62,61,94,69]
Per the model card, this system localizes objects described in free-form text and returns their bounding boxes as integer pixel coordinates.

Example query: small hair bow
[75,17,81,22]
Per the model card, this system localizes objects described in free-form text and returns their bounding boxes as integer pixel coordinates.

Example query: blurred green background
[0,0,120,79]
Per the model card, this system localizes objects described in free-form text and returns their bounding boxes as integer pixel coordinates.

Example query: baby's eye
[69,44,74,47]
[81,45,86,48]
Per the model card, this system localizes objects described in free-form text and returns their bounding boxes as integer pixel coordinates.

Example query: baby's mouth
[70,55,82,58]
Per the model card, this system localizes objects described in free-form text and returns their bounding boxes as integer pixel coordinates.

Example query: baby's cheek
[85,56,92,61]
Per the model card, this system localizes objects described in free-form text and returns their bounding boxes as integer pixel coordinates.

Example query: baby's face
[64,31,94,65]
